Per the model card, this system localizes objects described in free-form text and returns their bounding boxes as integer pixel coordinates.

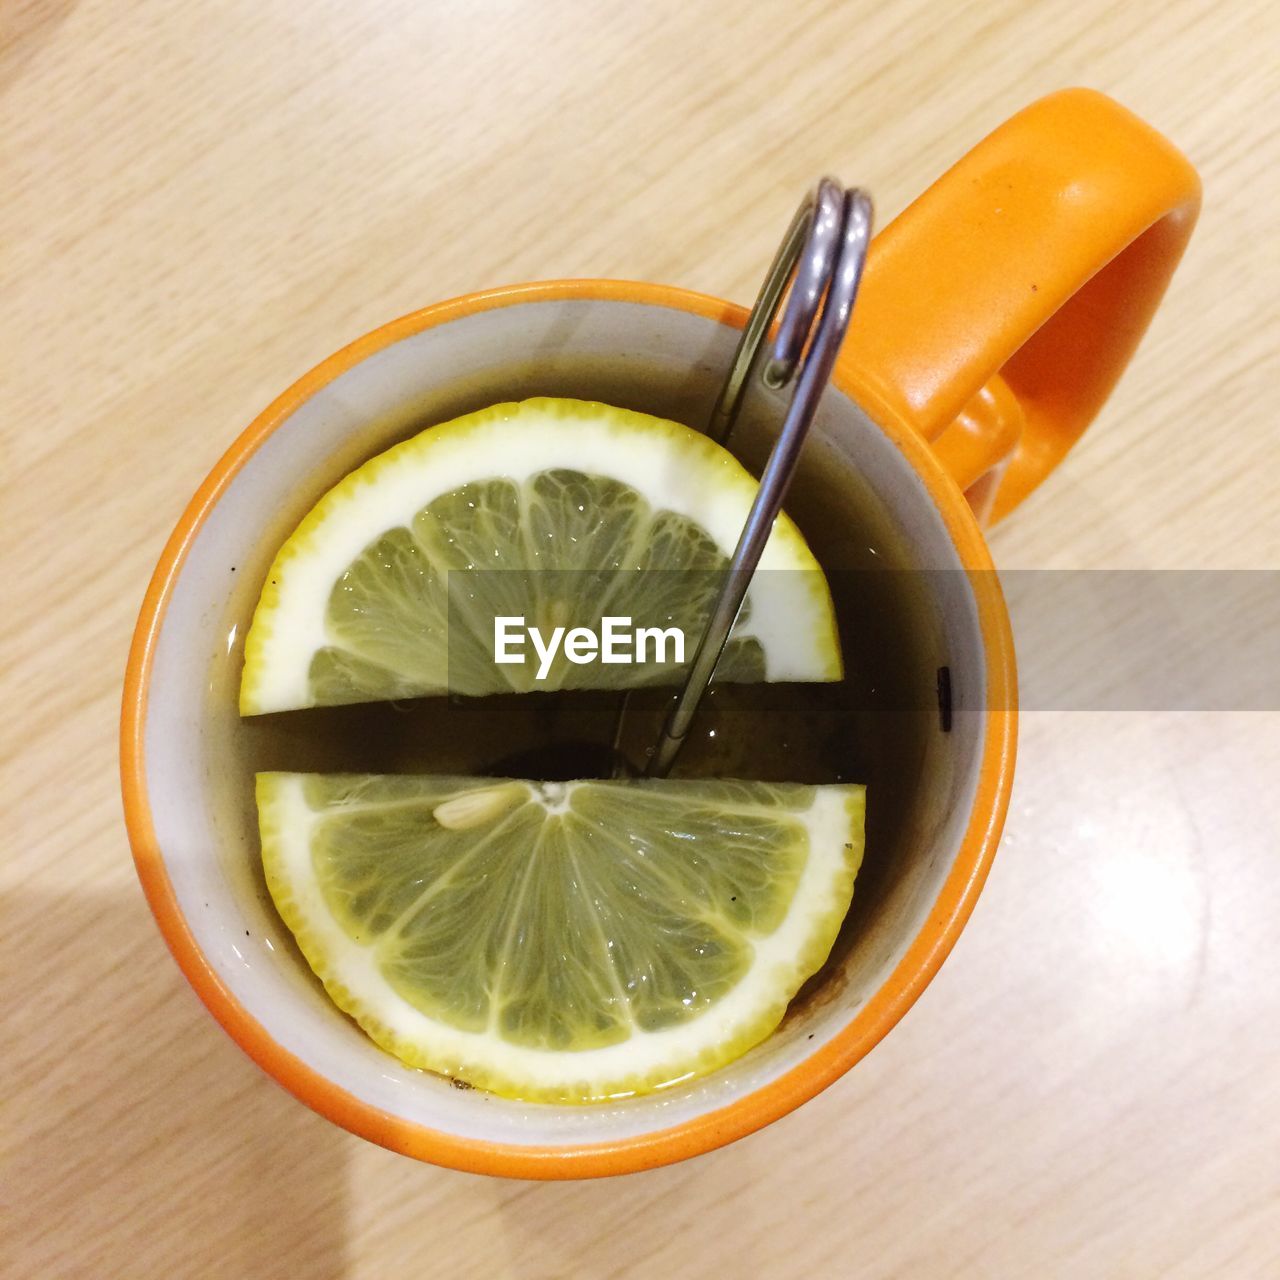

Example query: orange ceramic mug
[122,89,1199,1178]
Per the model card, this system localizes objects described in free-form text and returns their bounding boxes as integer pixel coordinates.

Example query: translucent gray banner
[999,570,1279,711]
[442,570,1280,711]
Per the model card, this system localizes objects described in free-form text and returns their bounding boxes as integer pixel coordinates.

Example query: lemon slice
[240,398,841,714]
[259,771,865,1102]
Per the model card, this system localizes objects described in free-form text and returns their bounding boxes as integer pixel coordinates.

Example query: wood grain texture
[2,1,1277,1276]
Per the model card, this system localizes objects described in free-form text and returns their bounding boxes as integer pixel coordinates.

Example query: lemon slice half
[259,771,865,1102]
[241,398,842,713]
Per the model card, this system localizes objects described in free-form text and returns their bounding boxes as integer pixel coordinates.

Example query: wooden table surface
[4,1,1277,1276]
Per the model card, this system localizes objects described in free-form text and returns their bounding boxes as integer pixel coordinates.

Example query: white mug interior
[141,295,987,1151]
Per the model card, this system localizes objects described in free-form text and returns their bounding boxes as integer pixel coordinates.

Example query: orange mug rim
[120,278,1017,1180]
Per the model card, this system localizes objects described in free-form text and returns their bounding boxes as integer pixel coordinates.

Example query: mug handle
[844,89,1201,523]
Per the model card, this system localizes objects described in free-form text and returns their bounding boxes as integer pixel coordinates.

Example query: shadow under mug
[122,89,1199,1178]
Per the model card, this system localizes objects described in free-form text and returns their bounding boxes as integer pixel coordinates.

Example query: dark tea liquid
[208,363,947,1016]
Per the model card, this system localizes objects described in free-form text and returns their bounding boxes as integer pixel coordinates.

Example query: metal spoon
[486,182,874,780]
